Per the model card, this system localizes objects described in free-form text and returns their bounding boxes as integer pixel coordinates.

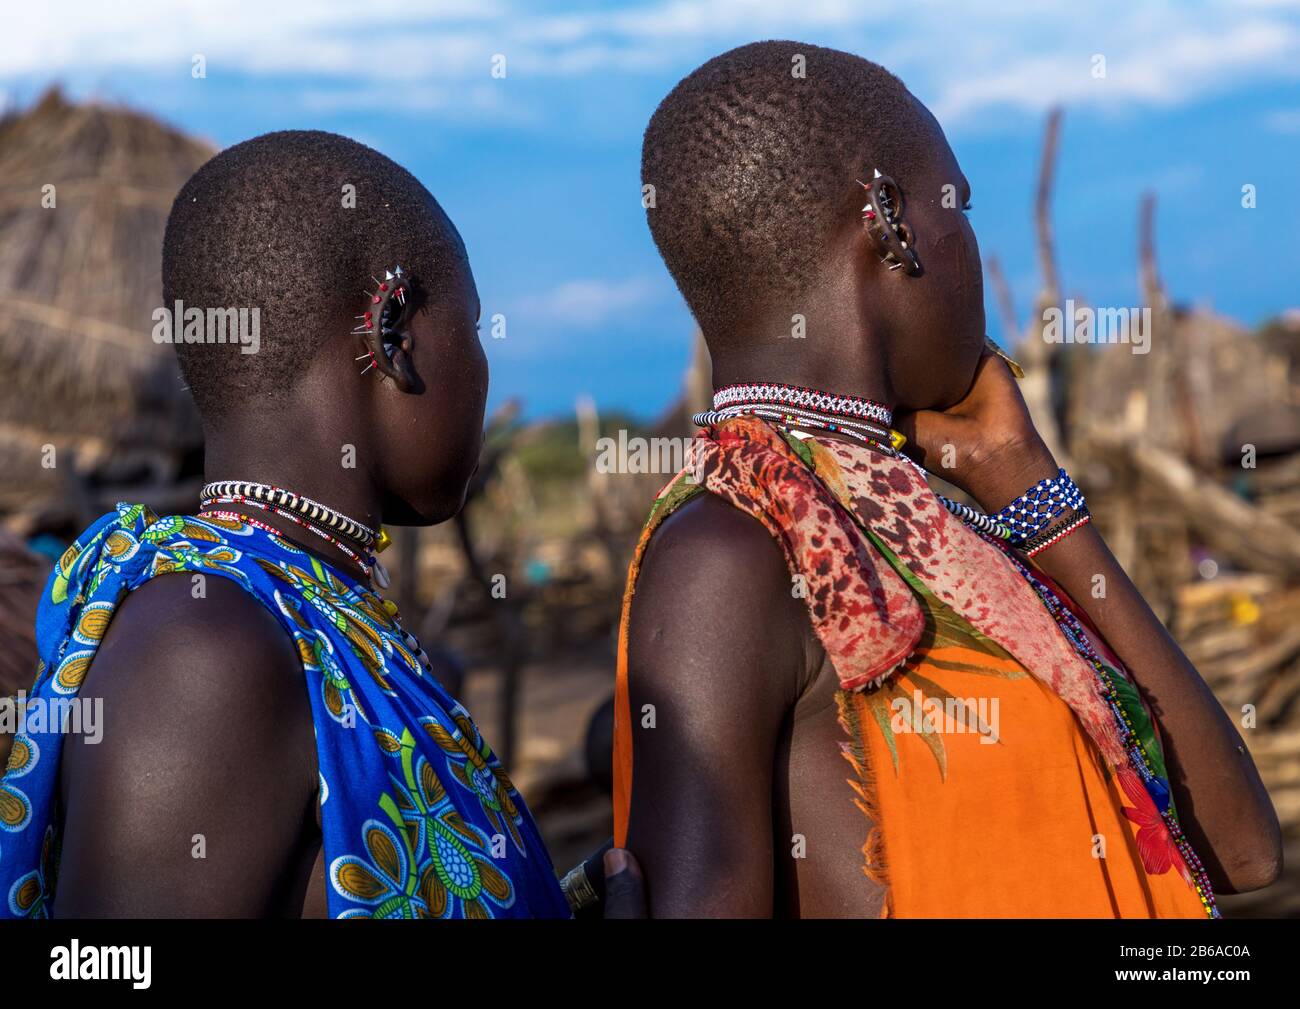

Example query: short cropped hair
[162,130,461,418]
[642,41,931,338]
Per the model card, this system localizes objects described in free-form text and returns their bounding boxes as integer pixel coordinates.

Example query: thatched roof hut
[0,87,211,532]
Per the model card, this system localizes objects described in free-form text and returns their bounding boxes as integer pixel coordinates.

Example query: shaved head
[163,130,464,420]
[642,40,936,343]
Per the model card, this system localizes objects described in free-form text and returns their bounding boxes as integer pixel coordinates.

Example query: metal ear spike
[859,170,920,276]
[354,266,412,377]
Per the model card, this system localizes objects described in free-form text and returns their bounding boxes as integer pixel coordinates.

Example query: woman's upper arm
[624,495,809,917]
[55,576,316,918]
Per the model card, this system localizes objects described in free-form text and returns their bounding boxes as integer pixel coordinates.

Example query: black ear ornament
[353,265,413,384]
[858,169,920,275]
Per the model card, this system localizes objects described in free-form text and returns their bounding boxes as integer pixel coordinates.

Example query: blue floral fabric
[0,504,570,919]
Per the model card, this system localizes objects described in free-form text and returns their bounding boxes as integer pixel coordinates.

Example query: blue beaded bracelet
[991,468,1086,545]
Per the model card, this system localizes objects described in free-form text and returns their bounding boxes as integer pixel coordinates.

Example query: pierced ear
[355,266,418,392]
[369,328,418,392]
[858,170,920,275]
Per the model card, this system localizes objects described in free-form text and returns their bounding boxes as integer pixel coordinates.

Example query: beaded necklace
[201,480,378,548]
[703,406,899,454]
[199,481,391,589]
[710,381,895,425]
[199,509,431,677]
[202,498,373,574]
[985,531,1219,918]
[698,403,895,444]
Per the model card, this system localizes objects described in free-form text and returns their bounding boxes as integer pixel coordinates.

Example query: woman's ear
[858,170,921,275]
[358,268,419,392]
[371,331,418,392]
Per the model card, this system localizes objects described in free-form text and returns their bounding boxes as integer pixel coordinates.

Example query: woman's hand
[601,848,647,919]
[566,840,648,918]
[892,351,1058,512]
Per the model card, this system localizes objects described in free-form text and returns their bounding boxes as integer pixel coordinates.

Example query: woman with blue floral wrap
[0,131,636,919]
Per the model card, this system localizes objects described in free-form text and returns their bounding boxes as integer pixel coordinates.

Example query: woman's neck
[201,432,383,583]
[707,330,897,411]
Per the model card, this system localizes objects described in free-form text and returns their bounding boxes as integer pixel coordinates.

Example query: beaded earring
[353,265,411,376]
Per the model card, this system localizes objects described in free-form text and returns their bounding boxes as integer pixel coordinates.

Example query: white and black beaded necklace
[199,479,392,588]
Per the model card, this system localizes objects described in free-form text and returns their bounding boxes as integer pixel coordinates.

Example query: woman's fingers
[602,848,647,919]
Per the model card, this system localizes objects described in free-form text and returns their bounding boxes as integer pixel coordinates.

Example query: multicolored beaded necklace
[202,499,373,575]
[987,533,1220,918]
[195,510,433,682]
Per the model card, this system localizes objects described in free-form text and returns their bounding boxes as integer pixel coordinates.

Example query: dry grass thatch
[0,87,211,518]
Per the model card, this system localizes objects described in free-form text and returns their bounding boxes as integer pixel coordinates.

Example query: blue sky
[4,0,1298,419]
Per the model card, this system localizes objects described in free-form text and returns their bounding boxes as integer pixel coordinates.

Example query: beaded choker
[708,382,893,426]
[202,480,379,547]
[694,384,902,455]
[199,480,392,589]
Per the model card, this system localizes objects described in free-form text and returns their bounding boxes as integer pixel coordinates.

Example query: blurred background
[0,1,1298,915]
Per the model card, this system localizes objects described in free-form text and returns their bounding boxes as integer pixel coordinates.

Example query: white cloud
[514,276,664,327]
[928,15,1300,121]
[3,1,1298,128]
[0,1,499,78]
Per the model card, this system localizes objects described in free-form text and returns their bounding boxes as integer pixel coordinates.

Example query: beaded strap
[203,497,373,574]
[937,496,1014,540]
[379,597,433,673]
[1024,507,1092,557]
